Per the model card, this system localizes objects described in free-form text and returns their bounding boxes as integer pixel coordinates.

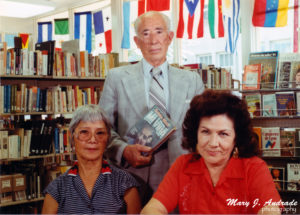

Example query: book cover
[0,130,9,159]
[261,127,280,157]
[125,105,176,155]
[295,128,300,157]
[296,92,300,116]
[275,91,296,116]
[262,93,278,117]
[277,61,291,89]
[253,127,262,151]
[248,51,279,89]
[244,93,261,117]
[277,53,300,88]
[287,163,300,191]
[242,64,262,90]
[280,128,296,157]
[269,167,285,191]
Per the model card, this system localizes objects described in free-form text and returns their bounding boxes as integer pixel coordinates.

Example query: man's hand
[123,145,152,167]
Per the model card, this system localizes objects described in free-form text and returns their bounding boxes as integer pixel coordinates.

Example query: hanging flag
[74,12,92,53]
[19,33,29,49]
[4,33,18,48]
[122,1,131,49]
[222,0,240,53]
[138,0,146,16]
[294,0,298,52]
[147,0,170,11]
[208,0,224,38]
[252,0,290,27]
[93,7,112,53]
[38,22,52,43]
[177,0,205,39]
[54,18,70,48]
[55,18,69,35]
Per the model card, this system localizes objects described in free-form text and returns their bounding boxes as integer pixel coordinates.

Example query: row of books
[242,51,300,90]
[269,163,300,191]
[0,39,119,78]
[182,64,233,90]
[0,163,43,204]
[253,127,300,157]
[0,122,54,159]
[0,84,102,114]
[244,91,300,117]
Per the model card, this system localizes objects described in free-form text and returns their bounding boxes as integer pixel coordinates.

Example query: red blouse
[153,154,282,214]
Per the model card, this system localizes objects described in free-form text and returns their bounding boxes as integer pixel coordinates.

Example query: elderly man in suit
[99,11,204,205]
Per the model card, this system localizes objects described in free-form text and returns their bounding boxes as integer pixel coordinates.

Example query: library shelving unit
[241,87,300,215]
[0,74,105,213]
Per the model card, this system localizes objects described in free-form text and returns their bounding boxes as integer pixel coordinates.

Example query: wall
[0,16,34,49]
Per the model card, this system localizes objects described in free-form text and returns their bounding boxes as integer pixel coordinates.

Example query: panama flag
[93,7,112,53]
[38,22,52,43]
[74,12,92,53]
[222,0,240,53]
[208,0,224,38]
[176,0,205,39]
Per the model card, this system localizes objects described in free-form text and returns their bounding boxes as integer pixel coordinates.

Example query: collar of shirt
[142,59,170,110]
[67,160,112,176]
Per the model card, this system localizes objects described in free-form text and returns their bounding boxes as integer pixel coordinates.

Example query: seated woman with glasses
[42,104,141,214]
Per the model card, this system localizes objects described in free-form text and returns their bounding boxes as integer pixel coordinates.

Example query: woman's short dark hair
[182,90,259,158]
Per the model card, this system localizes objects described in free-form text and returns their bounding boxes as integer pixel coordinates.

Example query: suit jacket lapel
[169,66,190,123]
[122,62,148,116]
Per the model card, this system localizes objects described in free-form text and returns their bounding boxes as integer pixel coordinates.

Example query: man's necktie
[149,67,167,113]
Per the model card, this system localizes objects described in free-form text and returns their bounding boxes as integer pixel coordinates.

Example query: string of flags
[36,0,293,54]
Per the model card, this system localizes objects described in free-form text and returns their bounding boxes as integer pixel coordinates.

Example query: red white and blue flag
[93,8,112,53]
[176,0,205,39]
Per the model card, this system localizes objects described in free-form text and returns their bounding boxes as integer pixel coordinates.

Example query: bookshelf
[242,87,300,214]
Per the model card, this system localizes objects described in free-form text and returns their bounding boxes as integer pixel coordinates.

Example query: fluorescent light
[0,0,55,18]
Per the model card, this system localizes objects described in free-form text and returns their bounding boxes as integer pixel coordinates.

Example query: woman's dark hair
[182,90,259,158]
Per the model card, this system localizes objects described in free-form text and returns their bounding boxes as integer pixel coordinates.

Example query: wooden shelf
[0,197,44,207]
[0,75,105,80]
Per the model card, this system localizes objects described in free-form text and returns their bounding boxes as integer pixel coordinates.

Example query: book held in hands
[125,105,176,155]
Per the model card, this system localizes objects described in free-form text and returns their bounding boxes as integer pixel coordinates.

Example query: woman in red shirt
[141,90,282,214]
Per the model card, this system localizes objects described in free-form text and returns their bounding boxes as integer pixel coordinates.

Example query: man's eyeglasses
[74,128,108,142]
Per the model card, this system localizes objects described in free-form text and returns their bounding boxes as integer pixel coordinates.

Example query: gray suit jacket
[99,61,204,190]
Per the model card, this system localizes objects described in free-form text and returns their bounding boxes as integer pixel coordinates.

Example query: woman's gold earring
[233,147,239,158]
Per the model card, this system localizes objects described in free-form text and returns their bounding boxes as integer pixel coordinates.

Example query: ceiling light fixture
[0,0,55,18]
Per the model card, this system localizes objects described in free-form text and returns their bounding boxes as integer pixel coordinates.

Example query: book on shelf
[287,163,300,191]
[244,93,261,117]
[261,127,280,157]
[248,51,279,89]
[277,53,300,88]
[253,127,262,150]
[262,93,278,117]
[242,64,262,90]
[0,130,9,159]
[0,42,7,75]
[280,128,296,157]
[124,105,176,156]
[296,92,300,116]
[269,166,285,191]
[35,40,55,76]
[275,91,296,116]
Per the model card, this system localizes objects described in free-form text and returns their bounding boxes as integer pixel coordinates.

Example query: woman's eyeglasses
[74,128,107,141]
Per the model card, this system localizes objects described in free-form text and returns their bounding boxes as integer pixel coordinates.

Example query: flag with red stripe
[208,0,224,38]
[176,0,205,39]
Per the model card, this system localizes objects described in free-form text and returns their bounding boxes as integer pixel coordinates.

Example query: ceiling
[0,0,96,18]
